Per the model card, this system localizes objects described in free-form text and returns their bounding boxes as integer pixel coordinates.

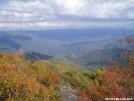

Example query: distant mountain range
[11,28,134,41]
[0,28,134,71]
[0,28,130,55]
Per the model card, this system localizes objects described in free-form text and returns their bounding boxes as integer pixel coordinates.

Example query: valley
[1,0,134,100]
[0,28,134,71]
[0,28,134,100]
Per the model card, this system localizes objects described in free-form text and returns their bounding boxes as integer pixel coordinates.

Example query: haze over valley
[0,28,134,71]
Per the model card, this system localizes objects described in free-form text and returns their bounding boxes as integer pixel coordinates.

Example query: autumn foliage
[0,33,134,101]
[61,34,134,101]
[0,53,60,101]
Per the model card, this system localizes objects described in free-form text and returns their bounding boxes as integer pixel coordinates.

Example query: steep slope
[0,50,133,101]
[70,48,128,71]
[44,56,88,74]
[0,33,31,53]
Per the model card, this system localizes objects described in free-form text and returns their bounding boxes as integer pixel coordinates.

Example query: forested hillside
[1,29,133,56]
[70,48,129,71]
[0,35,134,101]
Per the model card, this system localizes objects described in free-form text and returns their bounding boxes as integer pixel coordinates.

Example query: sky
[0,0,134,30]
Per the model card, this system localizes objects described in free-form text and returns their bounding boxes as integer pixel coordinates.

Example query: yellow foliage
[0,53,59,101]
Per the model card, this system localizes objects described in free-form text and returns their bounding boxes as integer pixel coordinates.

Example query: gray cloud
[1,0,134,20]
[55,0,134,19]
[0,0,54,21]
[10,0,37,2]
[0,0,134,29]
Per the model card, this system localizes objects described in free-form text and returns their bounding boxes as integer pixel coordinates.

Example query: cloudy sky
[0,0,134,30]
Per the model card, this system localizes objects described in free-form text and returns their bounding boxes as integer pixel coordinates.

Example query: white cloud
[52,0,85,15]
[0,0,53,21]
[0,10,13,16]
[127,11,134,18]
[61,23,65,26]
[0,23,26,28]
[51,0,133,18]
[0,0,134,29]
[0,22,66,28]
[28,23,34,26]
[35,22,66,27]
[35,22,49,26]
[11,0,37,2]
[0,23,5,28]
[0,0,133,21]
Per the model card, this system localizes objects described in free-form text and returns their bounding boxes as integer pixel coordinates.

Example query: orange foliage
[0,53,39,101]
[0,33,133,101]
[78,90,92,101]
[106,34,134,98]
[0,53,60,101]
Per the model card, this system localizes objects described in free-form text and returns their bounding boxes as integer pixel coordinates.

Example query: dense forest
[0,35,134,101]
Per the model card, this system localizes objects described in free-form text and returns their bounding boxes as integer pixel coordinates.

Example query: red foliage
[78,90,92,101]
[46,71,60,84]
[106,34,134,98]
